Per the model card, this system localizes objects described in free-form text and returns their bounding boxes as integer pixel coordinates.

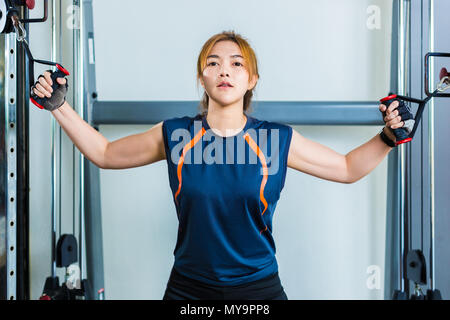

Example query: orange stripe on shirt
[174,127,206,205]
[259,226,268,235]
[243,133,269,216]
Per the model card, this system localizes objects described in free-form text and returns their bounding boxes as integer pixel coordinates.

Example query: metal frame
[385,0,449,299]
[43,0,103,300]
[427,0,436,293]
[0,28,5,301]
[50,0,57,284]
[397,0,408,297]
[385,0,419,299]
[5,32,17,300]
[15,5,30,300]
[2,5,29,301]
[81,0,104,300]
[92,100,384,126]
[425,52,450,97]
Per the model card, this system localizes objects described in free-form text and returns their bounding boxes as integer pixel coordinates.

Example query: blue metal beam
[92,100,384,125]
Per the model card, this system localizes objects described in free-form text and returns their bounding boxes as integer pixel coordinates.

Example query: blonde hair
[196,31,259,116]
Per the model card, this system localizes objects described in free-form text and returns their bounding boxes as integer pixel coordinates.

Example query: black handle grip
[380,94,411,145]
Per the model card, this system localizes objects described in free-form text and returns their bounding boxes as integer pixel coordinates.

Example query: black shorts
[163,268,288,300]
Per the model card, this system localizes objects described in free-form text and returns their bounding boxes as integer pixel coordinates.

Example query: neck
[205,100,247,137]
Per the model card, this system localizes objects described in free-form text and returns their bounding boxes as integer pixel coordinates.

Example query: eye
[207,61,243,67]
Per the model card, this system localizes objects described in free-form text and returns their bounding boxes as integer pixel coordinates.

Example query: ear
[199,76,205,89]
[248,74,258,90]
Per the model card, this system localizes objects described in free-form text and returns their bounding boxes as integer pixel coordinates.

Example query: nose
[219,64,230,78]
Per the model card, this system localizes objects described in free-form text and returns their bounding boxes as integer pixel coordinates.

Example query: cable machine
[1,0,94,299]
[386,0,449,300]
[1,0,449,300]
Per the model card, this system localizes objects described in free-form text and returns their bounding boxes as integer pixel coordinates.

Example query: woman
[31,31,405,300]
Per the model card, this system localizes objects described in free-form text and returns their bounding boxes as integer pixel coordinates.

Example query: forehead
[208,40,242,58]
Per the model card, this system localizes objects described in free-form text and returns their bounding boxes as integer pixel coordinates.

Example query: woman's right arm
[52,101,166,170]
[34,71,166,170]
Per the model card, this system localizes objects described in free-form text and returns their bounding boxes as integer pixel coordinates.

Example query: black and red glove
[30,67,69,111]
[379,94,415,145]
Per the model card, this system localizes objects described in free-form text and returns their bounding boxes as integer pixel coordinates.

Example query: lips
[217,81,233,87]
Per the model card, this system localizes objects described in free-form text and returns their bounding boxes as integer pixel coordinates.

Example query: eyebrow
[206,54,244,59]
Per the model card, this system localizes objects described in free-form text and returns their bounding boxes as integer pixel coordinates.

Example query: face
[200,40,258,108]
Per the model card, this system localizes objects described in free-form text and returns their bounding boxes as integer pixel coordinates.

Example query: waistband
[170,267,280,289]
[165,267,285,300]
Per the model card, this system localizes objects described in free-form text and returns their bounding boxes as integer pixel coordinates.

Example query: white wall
[93,0,392,101]
[29,0,392,299]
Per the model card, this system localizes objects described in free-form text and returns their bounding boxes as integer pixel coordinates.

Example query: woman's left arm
[287,126,393,184]
[344,126,394,183]
[287,101,402,184]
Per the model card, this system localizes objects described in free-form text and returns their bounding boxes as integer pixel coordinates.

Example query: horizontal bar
[92,100,384,126]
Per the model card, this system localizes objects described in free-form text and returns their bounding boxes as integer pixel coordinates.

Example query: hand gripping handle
[30,64,69,110]
[379,94,413,146]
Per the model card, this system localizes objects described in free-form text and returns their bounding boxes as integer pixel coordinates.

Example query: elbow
[345,177,356,184]
[345,169,363,184]
[95,142,109,169]
[95,161,105,170]
[343,173,354,184]
[88,157,105,169]
[345,173,366,184]
[344,156,354,184]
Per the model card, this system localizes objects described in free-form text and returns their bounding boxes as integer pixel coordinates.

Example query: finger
[35,83,51,98]
[379,104,386,112]
[43,71,53,86]
[391,121,404,129]
[384,110,397,122]
[383,104,392,116]
[38,76,53,93]
[388,101,399,114]
[388,116,402,128]
[389,110,399,120]
[32,87,45,98]
[56,77,66,85]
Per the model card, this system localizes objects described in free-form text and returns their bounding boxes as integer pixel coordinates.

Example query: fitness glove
[380,95,415,141]
[30,69,68,112]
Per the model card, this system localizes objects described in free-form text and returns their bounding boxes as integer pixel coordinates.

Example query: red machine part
[26,0,35,9]
[440,67,449,81]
